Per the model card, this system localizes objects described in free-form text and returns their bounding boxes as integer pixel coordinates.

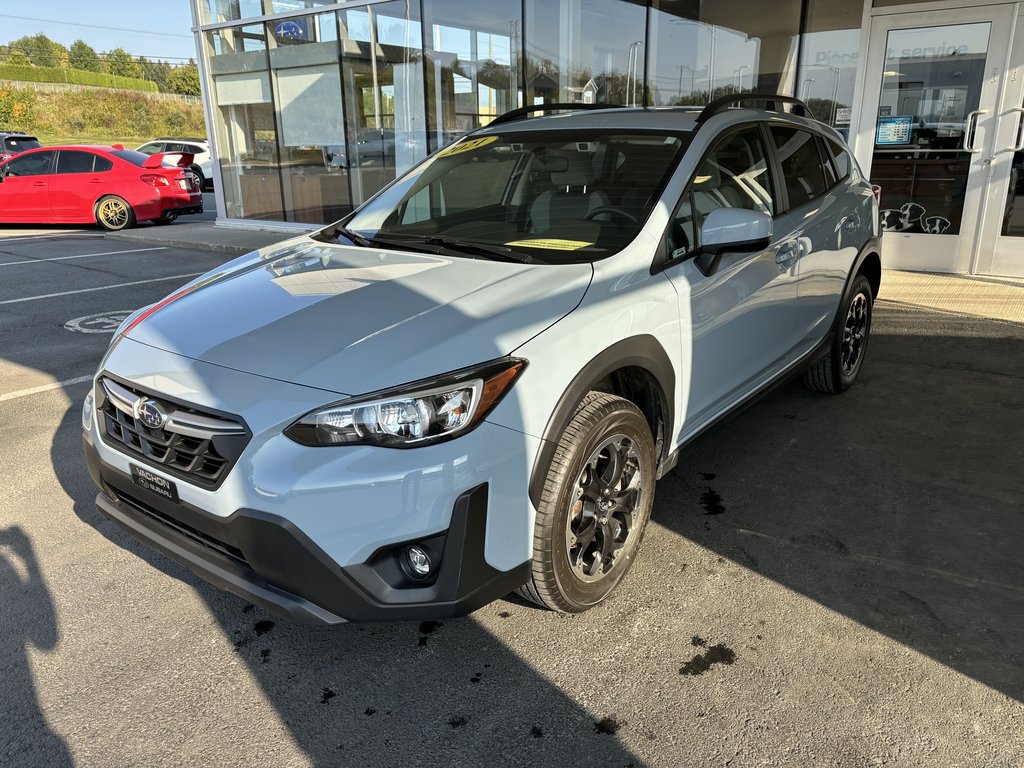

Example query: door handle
[33,181,47,187]
[1004,106,1024,152]
[776,243,798,269]
[963,109,988,153]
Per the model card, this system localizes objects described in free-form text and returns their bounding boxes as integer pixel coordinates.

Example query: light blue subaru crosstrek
[82,95,881,623]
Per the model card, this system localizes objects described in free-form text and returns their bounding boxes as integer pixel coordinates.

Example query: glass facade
[197,0,863,225]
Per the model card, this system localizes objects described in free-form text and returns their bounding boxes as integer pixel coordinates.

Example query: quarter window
[770,126,830,206]
[4,150,55,176]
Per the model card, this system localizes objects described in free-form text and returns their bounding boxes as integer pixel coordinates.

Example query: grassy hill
[1,83,206,147]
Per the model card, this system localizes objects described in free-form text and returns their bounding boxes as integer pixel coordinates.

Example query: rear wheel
[517,392,656,613]
[95,195,135,231]
[804,273,873,393]
[190,165,206,190]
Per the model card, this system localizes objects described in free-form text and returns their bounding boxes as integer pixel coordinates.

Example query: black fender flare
[829,238,881,339]
[528,335,675,508]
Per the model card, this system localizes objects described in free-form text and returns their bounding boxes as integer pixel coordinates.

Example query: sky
[0,1,199,62]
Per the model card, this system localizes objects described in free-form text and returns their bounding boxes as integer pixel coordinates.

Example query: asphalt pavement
[0,226,1022,767]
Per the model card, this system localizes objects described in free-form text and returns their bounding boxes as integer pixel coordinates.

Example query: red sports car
[0,144,203,230]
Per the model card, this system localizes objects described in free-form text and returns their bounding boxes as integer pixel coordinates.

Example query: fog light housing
[82,389,95,431]
[402,545,433,580]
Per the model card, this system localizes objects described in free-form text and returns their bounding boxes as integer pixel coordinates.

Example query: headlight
[284,358,527,448]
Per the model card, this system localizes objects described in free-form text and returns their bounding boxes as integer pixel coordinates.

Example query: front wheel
[95,195,136,231]
[517,392,656,613]
[804,273,873,393]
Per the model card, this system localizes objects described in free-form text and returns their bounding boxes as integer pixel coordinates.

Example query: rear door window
[826,137,852,180]
[56,150,98,174]
[769,126,830,207]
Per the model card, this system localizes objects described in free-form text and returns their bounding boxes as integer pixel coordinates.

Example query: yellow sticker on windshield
[436,135,499,157]
[505,238,594,251]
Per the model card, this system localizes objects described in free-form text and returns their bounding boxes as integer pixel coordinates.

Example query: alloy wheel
[565,433,644,582]
[841,292,869,376]
[99,199,129,229]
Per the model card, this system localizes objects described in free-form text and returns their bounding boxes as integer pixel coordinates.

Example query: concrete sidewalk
[106,220,305,256]
[879,269,1024,324]
[108,221,1024,323]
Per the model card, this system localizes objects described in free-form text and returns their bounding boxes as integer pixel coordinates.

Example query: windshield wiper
[314,223,371,247]
[421,236,535,263]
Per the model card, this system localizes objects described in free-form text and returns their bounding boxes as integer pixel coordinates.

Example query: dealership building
[189,0,1024,277]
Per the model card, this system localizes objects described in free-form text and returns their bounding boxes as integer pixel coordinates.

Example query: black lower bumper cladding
[84,435,529,624]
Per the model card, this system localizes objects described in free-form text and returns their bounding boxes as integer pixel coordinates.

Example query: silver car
[83,96,880,623]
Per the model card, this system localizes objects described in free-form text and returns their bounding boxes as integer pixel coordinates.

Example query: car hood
[126,237,593,395]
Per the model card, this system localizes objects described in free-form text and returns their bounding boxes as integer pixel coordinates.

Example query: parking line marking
[0,246,168,267]
[0,272,203,305]
[0,233,104,243]
[0,375,93,402]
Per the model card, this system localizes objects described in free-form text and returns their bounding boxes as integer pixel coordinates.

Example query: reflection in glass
[647,0,801,106]
[872,23,990,236]
[797,0,861,134]
[208,25,284,220]
[525,0,647,107]
[199,0,264,25]
[424,0,522,151]
[269,12,350,224]
[339,2,428,207]
[1001,111,1024,237]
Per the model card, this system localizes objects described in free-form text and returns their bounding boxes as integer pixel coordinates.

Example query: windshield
[341,130,688,264]
[4,136,41,153]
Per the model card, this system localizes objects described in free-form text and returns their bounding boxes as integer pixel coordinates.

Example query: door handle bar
[1004,106,1024,152]
[963,109,987,153]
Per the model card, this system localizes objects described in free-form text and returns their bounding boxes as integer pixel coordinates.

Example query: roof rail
[488,102,626,127]
[696,94,816,124]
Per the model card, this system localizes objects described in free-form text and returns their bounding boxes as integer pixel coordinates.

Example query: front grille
[97,376,250,490]
[116,489,250,569]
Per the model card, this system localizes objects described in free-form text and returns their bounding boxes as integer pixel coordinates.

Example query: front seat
[530,153,609,233]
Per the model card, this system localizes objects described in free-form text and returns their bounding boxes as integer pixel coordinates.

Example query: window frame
[824,135,853,183]
[654,121,782,274]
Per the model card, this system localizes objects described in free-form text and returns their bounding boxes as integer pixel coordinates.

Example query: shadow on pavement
[0,526,73,765]
[28,295,1024,764]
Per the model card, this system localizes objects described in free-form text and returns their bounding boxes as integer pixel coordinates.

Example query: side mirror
[695,208,772,276]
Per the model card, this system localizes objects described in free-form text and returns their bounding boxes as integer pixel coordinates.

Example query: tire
[517,391,656,613]
[804,273,873,394]
[190,165,206,190]
[95,195,136,231]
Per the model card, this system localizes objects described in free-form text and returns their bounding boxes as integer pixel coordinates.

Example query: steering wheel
[584,206,638,223]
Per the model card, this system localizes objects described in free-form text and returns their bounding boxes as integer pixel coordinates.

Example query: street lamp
[733,65,750,91]
[676,64,695,101]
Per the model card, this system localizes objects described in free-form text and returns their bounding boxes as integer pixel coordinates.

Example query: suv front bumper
[85,434,529,624]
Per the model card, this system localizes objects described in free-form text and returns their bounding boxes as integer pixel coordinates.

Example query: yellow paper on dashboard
[504,238,594,251]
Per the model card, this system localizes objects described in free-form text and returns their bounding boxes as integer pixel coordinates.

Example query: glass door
[856,6,1016,274]
[975,4,1024,278]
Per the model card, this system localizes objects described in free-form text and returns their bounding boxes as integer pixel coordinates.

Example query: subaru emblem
[137,399,168,429]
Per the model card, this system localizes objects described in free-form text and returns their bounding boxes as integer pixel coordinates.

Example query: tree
[69,40,101,72]
[168,62,201,97]
[107,48,142,79]
[3,49,32,67]
[9,33,68,68]
[140,57,173,92]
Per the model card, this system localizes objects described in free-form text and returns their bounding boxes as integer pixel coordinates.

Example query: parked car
[0,131,41,163]
[82,96,880,623]
[0,144,203,230]
[136,138,213,190]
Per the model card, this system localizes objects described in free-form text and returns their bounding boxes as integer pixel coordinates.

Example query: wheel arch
[528,335,675,508]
